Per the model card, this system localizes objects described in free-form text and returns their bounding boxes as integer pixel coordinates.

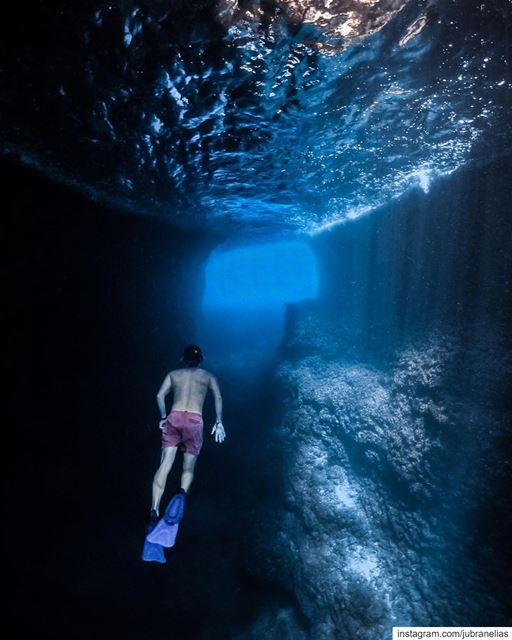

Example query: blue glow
[203,241,318,309]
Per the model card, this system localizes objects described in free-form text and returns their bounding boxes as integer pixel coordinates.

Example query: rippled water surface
[1,0,511,231]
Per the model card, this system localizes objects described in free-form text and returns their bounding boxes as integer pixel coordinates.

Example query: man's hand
[211,420,226,443]
[159,418,167,430]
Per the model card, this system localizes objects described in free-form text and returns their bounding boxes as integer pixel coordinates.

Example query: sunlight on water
[2,1,510,232]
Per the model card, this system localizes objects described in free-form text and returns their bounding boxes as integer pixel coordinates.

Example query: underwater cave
[4,2,512,639]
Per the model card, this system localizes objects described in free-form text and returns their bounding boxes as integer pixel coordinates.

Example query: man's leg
[180,453,198,493]
[152,446,178,515]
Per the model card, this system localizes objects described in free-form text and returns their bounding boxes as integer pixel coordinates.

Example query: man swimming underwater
[149,344,225,525]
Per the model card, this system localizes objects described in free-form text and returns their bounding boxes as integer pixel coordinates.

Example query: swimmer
[149,344,225,526]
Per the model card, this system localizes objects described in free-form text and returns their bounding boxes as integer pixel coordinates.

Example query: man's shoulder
[168,367,214,378]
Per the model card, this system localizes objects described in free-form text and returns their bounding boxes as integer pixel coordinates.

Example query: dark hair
[183,344,204,367]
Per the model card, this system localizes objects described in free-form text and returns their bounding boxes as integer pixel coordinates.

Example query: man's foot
[146,509,159,533]
[164,492,186,524]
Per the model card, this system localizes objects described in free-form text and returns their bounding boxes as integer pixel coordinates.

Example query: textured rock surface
[1,1,510,230]
[253,312,511,639]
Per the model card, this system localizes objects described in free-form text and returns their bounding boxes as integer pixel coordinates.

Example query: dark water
[3,2,512,639]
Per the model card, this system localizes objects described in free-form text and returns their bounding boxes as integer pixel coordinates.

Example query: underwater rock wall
[249,158,512,639]
[2,1,510,231]
[258,321,511,639]
[310,156,512,355]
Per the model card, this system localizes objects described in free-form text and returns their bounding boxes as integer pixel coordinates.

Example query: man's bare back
[159,367,221,415]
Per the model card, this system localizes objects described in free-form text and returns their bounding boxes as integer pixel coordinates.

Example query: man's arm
[209,375,226,443]
[156,373,172,419]
[209,375,223,423]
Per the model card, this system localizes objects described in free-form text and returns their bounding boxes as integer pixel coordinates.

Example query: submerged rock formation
[1,1,510,230]
[254,313,511,639]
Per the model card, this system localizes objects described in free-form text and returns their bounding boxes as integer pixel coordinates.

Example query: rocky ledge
[249,310,511,639]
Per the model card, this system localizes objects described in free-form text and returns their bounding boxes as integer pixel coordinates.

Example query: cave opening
[198,240,319,371]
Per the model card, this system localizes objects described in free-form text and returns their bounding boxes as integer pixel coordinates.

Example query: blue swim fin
[146,519,179,548]
[142,537,166,563]
[142,510,166,563]
[144,493,185,551]
[164,491,186,525]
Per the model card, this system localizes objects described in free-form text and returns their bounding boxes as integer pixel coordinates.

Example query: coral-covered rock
[253,316,511,638]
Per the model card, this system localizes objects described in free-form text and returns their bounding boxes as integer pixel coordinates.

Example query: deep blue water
[200,241,318,367]
[2,2,512,640]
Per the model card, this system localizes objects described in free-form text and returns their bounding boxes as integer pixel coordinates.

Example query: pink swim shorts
[161,410,204,456]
